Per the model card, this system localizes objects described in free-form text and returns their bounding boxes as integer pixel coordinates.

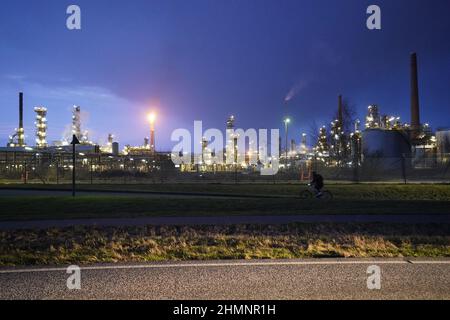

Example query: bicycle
[299,185,333,200]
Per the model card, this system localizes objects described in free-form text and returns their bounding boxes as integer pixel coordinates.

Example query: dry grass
[0,223,449,266]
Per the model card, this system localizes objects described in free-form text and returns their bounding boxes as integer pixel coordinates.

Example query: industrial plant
[173,52,450,180]
[1,96,167,182]
[0,53,449,182]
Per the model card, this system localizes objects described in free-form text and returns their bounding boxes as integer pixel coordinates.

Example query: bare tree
[308,120,320,144]
[333,97,357,134]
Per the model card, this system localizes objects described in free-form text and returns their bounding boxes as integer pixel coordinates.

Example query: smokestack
[19,92,23,129]
[338,94,343,126]
[150,124,155,153]
[410,52,421,135]
[17,92,25,147]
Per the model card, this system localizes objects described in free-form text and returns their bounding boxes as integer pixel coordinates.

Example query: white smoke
[284,80,308,102]
[62,108,92,143]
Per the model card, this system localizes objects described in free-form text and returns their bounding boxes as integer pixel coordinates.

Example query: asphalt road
[0,259,449,300]
[0,189,175,197]
[0,188,280,199]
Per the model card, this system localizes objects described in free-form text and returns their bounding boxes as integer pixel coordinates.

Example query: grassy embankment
[0,223,449,266]
[0,184,449,265]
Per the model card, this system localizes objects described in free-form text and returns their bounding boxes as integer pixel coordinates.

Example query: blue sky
[1,0,449,149]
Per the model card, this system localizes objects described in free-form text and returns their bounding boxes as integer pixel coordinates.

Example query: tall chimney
[338,94,343,126]
[19,92,23,129]
[18,92,25,147]
[150,122,155,153]
[410,53,420,136]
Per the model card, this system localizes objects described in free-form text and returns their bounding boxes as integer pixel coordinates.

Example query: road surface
[0,188,281,199]
[0,259,449,300]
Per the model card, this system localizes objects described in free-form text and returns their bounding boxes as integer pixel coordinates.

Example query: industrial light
[148,112,156,124]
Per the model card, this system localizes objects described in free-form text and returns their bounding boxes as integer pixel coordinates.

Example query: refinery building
[0,53,449,182]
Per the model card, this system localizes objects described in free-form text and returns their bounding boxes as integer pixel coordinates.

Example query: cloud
[3,74,27,81]
[0,77,137,145]
[27,83,130,107]
[1,75,131,109]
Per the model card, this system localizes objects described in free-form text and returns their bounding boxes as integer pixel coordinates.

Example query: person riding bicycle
[310,171,324,198]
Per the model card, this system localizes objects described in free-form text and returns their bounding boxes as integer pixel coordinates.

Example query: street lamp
[284,117,291,169]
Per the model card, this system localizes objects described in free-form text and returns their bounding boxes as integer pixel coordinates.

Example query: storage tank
[362,129,411,170]
[436,129,450,163]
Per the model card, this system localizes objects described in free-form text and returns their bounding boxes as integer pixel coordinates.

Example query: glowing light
[148,112,156,124]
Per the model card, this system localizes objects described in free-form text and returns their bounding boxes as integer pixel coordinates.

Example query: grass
[2,183,450,200]
[2,184,448,266]
[0,183,449,220]
[0,223,448,266]
[0,196,449,220]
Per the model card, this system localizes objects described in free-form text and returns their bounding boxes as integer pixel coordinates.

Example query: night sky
[0,0,449,150]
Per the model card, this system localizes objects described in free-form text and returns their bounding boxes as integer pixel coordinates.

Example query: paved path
[0,188,281,199]
[0,189,178,198]
[1,214,449,230]
[0,259,449,299]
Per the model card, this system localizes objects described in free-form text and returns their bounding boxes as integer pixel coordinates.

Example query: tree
[308,120,320,143]
[333,97,357,134]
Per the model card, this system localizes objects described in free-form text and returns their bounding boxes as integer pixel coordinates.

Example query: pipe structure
[410,52,421,137]
[150,121,155,153]
[148,113,156,153]
[338,94,343,127]
[72,105,82,140]
[34,107,48,148]
[17,92,25,147]
[19,92,23,130]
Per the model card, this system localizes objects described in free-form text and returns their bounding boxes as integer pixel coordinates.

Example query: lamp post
[70,134,80,197]
[284,117,291,169]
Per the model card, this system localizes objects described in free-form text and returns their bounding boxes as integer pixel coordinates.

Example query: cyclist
[310,171,324,198]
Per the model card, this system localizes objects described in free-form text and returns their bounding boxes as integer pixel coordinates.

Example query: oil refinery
[0,52,449,182]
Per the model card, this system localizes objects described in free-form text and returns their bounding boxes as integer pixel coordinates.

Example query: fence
[1,154,449,185]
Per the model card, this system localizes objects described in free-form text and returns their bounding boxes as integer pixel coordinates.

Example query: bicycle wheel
[299,190,313,199]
